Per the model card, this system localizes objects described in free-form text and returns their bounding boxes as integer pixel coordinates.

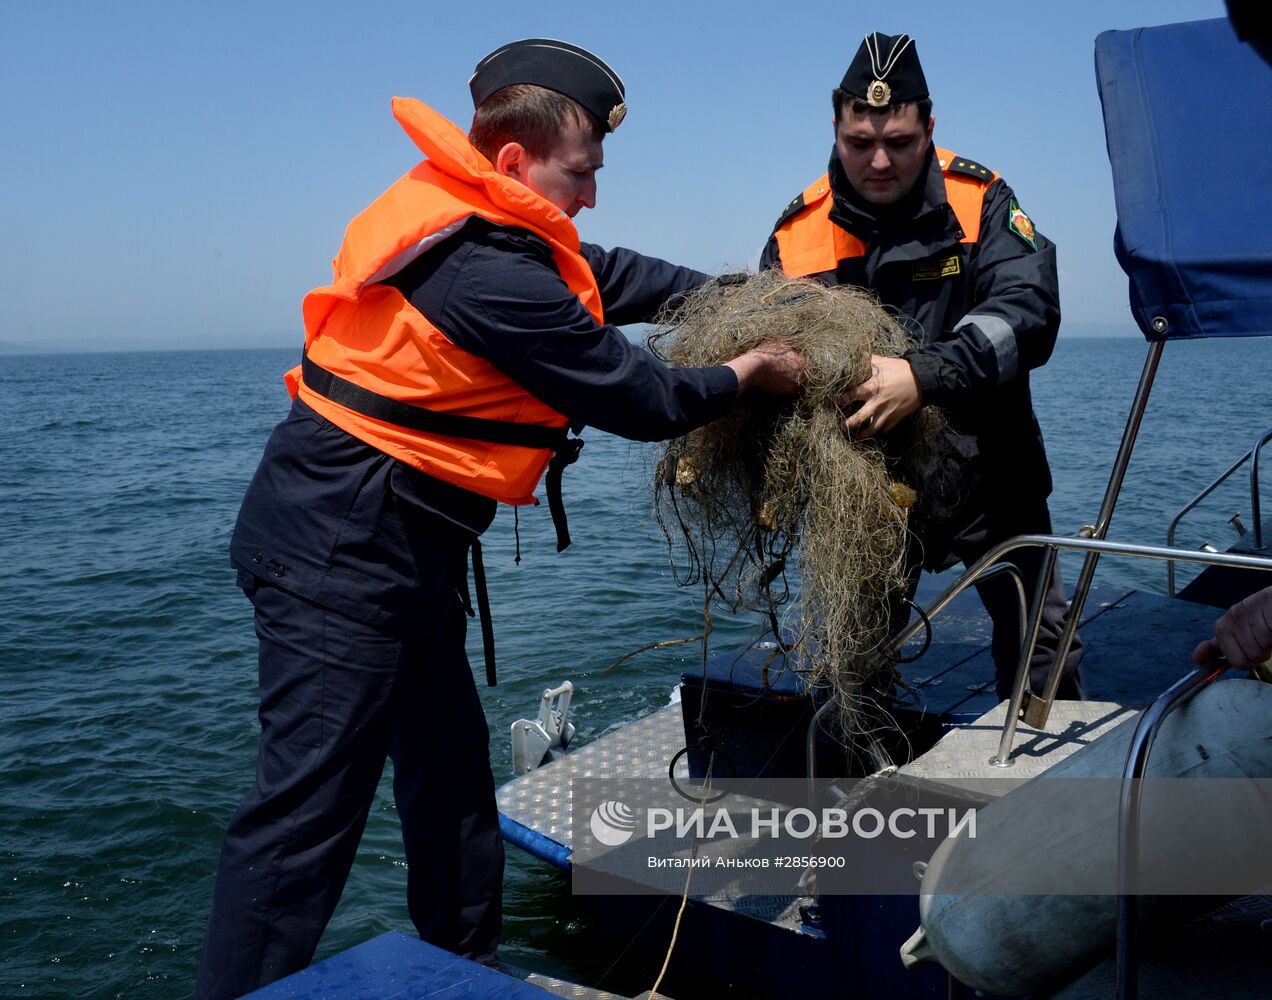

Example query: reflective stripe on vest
[773,147,998,278]
[289,98,602,507]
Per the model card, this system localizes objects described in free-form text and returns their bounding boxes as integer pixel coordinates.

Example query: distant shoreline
[0,325,1146,357]
[0,341,298,357]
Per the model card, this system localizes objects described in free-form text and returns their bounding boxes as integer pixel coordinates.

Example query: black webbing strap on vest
[469,539,497,687]
[301,354,583,550]
[301,354,586,685]
[303,353,568,449]
[546,437,585,552]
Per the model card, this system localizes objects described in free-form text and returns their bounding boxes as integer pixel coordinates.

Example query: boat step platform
[241,930,650,999]
[898,697,1137,789]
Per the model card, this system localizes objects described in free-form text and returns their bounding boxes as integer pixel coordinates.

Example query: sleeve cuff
[707,363,741,399]
[902,349,943,399]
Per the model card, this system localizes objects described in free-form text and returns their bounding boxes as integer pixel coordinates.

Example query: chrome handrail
[1251,427,1272,549]
[1166,452,1253,595]
[817,342,1167,785]
[1045,342,1165,721]
[1115,660,1228,1000]
[804,562,1029,803]
[991,549,1055,767]
[883,535,1270,766]
[803,535,1272,798]
[1165,426,1272,595]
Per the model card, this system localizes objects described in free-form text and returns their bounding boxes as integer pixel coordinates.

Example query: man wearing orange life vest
[761,32,1083,701]
[198,39,803,999]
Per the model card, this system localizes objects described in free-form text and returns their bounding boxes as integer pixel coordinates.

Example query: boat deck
[498,577,1222,866]
[241,930,644,999]
[242,579,1257,1000]
[897,577,1224,719]
[494,578,1236,998]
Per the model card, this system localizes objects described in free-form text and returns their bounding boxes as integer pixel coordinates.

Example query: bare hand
[1192,586,1272,669]
[726,340,805,396]
[837,355,922,439]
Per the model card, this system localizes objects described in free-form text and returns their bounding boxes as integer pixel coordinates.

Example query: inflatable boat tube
[899,678,1272,996]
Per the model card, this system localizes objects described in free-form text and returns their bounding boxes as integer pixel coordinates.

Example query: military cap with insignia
[469,38,628,132]
[840,32,929,108]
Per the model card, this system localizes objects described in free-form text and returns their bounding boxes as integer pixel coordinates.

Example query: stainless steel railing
[1165,426,1272,595]
[1114,659,1228,1000]
[895,534,1272,763]
[803,535,1272,798]
[804,561,1029,802]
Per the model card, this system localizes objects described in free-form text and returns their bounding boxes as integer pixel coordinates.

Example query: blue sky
[0,0,1227,351]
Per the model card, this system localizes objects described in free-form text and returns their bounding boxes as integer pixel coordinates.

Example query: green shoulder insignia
[772,191,808,230]
[944,155,994,183]
[1006,197,1038,251]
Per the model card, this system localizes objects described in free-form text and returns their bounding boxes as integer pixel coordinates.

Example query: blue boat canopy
[1095,18,1272,341]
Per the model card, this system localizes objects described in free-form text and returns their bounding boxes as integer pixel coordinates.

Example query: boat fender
[899,678,1272,996]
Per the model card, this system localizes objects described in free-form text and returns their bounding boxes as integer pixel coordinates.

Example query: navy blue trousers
[196,570,503,999]
[946,501,1085,700]
[898,500,1084,700]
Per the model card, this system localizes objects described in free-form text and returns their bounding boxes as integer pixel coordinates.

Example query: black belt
[302,354,586,684]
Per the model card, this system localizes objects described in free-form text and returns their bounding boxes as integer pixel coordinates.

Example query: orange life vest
[773,147,998,277]
[288,97,604,507]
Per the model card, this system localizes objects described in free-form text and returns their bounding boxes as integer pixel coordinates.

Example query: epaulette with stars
[772,191,808,231]
[942,155,994,183]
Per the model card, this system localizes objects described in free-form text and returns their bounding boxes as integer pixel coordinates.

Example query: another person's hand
[837,354,922,439]
[726,340,805,396]
[1191,586,1272,669]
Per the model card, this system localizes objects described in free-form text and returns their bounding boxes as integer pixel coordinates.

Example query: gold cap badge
[866,79,891,107]
[607,102,627,131]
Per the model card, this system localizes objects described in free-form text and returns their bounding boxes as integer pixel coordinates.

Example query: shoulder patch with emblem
[772,192,808,230]
[1006,197,1038,250]
[944,155,994,183]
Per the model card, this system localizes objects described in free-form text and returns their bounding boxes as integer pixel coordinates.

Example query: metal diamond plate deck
[521,970,640,999]
[497,704,689,851]
[498,706,814,930]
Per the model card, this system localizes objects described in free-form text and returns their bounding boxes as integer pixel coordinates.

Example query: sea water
[1,336,1269,997]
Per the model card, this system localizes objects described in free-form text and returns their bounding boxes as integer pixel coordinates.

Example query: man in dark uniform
[197,39,804,1000]
[761,31,1082,701]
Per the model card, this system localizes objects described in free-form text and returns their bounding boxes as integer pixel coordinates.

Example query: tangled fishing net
[649,271,946,746]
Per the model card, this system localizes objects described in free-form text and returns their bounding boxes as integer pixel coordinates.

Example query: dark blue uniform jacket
[760,147,1060,564]
[230,218,727,632]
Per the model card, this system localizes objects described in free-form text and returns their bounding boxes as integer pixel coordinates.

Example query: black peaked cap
[470,38,627,131]
[840,32,929,108]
